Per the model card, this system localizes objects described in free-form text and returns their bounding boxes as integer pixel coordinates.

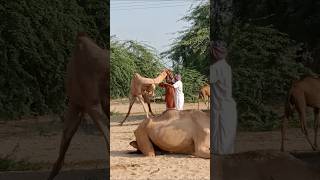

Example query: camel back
[133,70,168,85]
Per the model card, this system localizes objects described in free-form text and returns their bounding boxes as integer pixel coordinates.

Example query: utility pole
[210,0,233,179]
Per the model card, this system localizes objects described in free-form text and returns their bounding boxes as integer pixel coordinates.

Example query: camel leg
[137,95,149,118]
[143,94,155,116]
[48,105,81,180]
[101,98,109,119]
[314,108,319,149]
[193,130,210,159]
[87,104,110,151]
[134,122,155,157]
[281,116,289,152]
[297,102,316,150]
[147,102,155,116]
[119,95,136,126]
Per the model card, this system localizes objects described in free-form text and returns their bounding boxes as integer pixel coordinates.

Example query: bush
[176,68,208,102]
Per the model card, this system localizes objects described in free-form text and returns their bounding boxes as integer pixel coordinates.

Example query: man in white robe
[210,41,237,155]
[172,74,184,110]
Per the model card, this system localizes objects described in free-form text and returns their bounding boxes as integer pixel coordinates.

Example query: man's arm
[162,82,174,88]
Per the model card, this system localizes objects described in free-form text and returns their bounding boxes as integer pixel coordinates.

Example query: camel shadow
[110,123,140,127]
[111,114,145,122]
[110,150,197,159]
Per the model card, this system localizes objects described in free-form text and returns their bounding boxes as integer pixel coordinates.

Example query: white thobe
[210,59,237,154]
[173,80,184,110]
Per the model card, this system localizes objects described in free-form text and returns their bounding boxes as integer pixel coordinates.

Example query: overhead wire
[111,0,205,11]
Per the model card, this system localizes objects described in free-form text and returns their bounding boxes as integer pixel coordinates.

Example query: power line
[112,4,189,11]
[111,2,187,9]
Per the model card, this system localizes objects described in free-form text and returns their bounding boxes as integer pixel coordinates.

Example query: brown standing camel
[281,76,320,151]
[198,83,210,110]
[48,32,109,180]
[119,69,173,125]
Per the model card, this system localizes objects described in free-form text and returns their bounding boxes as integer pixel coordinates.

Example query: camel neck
[153,71,167,84]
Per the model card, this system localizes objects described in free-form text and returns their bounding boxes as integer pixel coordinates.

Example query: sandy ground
[0,115,108,172]
[0,169,107,180]
[110,100,320,180]
[0,99,319,179]
[110,101,210,180]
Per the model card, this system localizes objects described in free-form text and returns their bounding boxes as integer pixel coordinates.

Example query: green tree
[163,2,210,76]
[0,0,106,120]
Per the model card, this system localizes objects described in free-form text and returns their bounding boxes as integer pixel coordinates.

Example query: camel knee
[194,150,210,159]
[195,145,210,159]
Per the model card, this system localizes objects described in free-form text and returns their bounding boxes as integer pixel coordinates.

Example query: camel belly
[149,126,194,153]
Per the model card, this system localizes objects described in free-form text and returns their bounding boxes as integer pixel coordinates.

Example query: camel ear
[134,125,155,157]
[129,141,138,149]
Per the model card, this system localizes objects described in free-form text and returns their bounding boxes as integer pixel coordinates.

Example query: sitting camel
[119,69,173,125]
[129,109,210,158]
[198,83,210,110]
[48,32,109,180]
[281,76,320,151]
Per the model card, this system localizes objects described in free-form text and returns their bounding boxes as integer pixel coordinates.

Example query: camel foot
[312,145,318,151]
[119,122,124,126]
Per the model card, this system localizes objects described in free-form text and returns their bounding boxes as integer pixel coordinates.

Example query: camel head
[164,68,174,80]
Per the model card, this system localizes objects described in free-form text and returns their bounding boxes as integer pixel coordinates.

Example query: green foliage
[234,0,320,73]
[229,24,314,130]
[166,2,315,131]
[110,38,164,98]
[163,2,210,75]
[177,68,208,102]
[0,0,107,120]
[111,38,207,102]
[77,0,109,48]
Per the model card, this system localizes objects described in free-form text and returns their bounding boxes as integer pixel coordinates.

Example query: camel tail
[198,91,203,110]
[281,88,295,151]
[285,89,295,120]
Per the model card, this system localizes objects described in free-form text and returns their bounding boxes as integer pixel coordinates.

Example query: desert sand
[0,99,318,180]
[110,100,210,180]
[110,99,319,180]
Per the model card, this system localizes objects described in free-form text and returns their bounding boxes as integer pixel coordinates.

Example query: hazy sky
[110,0,203,66]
